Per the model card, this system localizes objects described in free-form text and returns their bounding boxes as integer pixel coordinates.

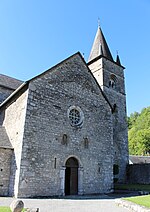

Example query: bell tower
[88,26,128,182]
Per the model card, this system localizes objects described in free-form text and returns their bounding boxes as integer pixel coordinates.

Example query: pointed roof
[88,26,113,62]
[116,54,121,66]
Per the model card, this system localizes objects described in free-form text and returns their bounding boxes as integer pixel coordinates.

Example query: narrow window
[62,134,68,145]
[84,138,89,149]
[54,158,57,169]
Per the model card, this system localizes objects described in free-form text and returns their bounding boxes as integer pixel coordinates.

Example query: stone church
[0,26,128,198]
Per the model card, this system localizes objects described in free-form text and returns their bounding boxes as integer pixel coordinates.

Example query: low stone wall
[127,164,150,184]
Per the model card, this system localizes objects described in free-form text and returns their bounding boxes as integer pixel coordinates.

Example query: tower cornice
[87,54,125,69]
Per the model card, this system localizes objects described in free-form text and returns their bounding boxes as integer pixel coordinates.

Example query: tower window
[109,79,115,89]
[113,104,118,113]
[109,74,117,89]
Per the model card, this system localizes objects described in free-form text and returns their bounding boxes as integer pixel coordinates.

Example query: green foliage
[128,106,150,155]
[0,207,11,212]
[0,207,25,212]
[127,112,139,130]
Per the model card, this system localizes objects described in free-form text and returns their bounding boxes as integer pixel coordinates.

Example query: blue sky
[0,0,150,115]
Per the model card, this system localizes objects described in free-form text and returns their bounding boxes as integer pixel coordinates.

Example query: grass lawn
[0,207,11,212]
[115,183,150,191]
[0,207,25,212]
[124,195,150,208]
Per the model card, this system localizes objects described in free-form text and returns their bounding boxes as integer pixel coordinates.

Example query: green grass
[0,207,11,212]
[124,195,150,208]
[114,183,150,191]
[0,207,25,212]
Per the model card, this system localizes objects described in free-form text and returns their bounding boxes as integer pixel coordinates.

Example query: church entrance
[65,157,79,195]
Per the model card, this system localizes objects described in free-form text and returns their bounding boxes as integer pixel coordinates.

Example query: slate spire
[116,54,121,66]
[88,26,113,62]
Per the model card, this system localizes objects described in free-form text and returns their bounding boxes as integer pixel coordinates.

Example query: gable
[0,52,112,112]
[29,52,112,111]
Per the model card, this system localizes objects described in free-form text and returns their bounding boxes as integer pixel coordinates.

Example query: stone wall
[0,148,13,196]
[2,89,28,197]
[88,57,129,183]
[17,54,114,197]
[102,58,128,183]
[127,164,150,184]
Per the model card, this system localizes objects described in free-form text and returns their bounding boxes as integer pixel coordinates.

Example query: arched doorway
[65,157,79,195]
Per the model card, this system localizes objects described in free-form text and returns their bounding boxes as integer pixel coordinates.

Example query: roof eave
[0,82,29,109]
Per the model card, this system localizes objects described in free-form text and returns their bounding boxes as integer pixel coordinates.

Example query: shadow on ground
[25,190,139,200]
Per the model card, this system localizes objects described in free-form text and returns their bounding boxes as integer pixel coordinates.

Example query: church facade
[0,26,128,198]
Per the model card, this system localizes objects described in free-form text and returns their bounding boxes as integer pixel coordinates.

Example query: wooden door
[65,157,78,195]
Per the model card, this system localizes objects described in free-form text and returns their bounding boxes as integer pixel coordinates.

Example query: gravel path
[0,195,130,212]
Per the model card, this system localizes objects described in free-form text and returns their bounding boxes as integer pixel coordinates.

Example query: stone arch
[65,157,79,195]
[63,155,83,168]
[60,156,83,196]
[109,74,118,89]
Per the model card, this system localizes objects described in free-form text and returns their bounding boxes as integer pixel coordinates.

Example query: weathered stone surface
[127,164,150,184]
[88,56,128,183]
[0,26,129,198]
[10,199,24,212]
[2,89,28,196]
[0,148,13,196]
[13,54,113,198]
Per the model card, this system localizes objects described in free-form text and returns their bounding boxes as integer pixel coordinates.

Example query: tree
[127,112,139,130]
[128,107,150,155]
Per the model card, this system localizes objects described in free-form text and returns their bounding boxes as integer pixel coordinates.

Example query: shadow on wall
[126,164,150,184]
[0,110,5,125]
[8,151,17,196]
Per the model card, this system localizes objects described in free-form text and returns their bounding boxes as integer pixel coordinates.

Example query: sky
[0,0,150,115]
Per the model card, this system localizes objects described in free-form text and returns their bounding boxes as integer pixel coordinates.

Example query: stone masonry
[0,26,129,197]
[2,89,28,196]
[0,148,13,196]
[16,54,113,197]
[88,56,128,183]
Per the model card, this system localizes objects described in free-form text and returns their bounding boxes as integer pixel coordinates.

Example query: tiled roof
[0,126,13,149]
[0,74,23,90]
[129,155,150,164]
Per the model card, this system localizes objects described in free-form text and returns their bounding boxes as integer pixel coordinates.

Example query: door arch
[65,157,79,195]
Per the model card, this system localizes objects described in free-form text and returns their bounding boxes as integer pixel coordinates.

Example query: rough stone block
[10,199,24,212]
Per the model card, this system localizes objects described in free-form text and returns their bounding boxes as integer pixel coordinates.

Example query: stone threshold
[115,199,150,212]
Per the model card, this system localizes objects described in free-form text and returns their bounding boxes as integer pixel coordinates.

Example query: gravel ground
[0,193,134,212]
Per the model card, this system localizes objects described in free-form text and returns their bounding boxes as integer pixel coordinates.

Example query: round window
[68,106,84,127]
